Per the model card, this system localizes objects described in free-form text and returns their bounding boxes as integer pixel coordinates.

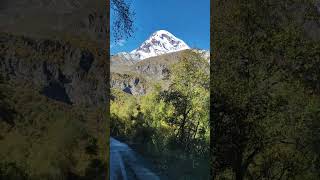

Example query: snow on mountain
[114,30,190,61]
[112,30,211,64]
[130,30,190,60]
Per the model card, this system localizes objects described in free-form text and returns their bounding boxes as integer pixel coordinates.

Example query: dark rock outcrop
[110,73,147,95]
[0,33,107,107]
[133,63,170,80]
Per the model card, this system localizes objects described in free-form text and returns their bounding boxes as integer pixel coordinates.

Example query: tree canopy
[211,0,320,179]
[111,0,135,41]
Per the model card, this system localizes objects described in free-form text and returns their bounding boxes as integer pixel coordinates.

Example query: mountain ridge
[130,30,190,60]
[112,30,191,62]
[111,30,209,66]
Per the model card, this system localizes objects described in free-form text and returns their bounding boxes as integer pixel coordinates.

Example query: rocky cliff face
[111,50,187,80]
[110,49,211,95]
[132,63,170,81]
[110,73,147,95]
[0,33,107,107]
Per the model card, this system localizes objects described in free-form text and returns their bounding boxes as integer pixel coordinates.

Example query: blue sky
[110,0,210,54]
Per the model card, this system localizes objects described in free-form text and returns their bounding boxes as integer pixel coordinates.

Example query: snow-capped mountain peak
[127,30,190,61]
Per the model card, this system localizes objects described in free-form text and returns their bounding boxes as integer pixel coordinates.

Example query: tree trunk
[234,151,245,180]
[235,168,244,180]
[193,121,200,139]
[179,113,187,144]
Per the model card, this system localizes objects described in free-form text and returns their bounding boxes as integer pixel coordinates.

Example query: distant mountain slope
[110,50,187,95]
[111,49,209,95]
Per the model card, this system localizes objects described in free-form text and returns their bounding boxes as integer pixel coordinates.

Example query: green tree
[110,89,139,137]
[160,51,210,151]
[211,0,320,179]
